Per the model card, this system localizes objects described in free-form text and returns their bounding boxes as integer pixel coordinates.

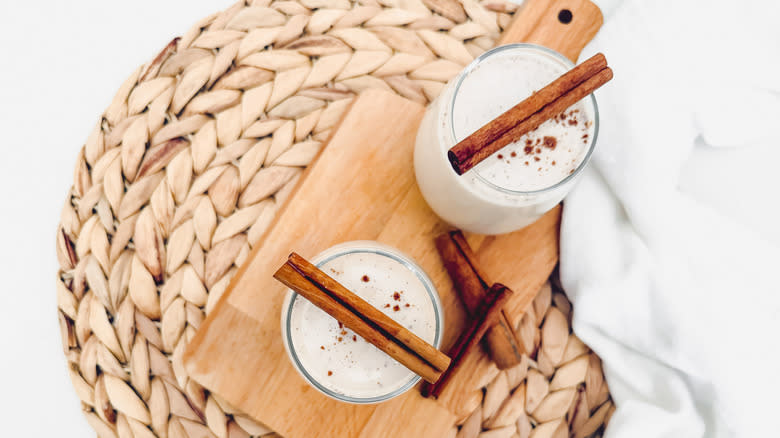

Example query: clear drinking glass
[280,241,443,404]
[414,43,599,235]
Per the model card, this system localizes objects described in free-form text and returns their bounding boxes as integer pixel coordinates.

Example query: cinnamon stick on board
[435,231,524,369]
[421,283,513,398]
[273,252,451,384]
[448,53,613,175]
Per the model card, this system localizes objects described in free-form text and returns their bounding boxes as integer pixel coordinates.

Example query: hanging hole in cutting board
[558,9,573,24]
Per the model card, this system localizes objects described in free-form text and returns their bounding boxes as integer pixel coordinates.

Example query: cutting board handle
[499,0,603,62]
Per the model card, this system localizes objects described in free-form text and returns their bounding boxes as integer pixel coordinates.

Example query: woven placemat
[55,0,613,437]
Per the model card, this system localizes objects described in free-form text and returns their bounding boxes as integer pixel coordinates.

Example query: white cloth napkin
[560,0,780,436]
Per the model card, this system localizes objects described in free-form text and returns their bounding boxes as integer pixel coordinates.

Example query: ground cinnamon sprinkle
[393,305,400,312]
[393,292,401,301]
[327,371,333,376]
[524,145,534,154]
[352,335,357,342]
[510,151,517,157]
[534,156,540,162]
[361,275,370,282]
[497,154,504,159]
[543,136,557,149]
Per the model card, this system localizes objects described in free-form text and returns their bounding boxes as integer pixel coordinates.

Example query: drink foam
[452,48,595,192]
[287,250,437,400]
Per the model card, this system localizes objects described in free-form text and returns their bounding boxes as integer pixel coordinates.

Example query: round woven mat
[55,0,613,437]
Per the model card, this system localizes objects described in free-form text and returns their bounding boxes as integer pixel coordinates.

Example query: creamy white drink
[281,241,442,403]
[414,44,598,234]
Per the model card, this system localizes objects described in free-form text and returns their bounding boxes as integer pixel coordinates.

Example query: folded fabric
[561,0,780,436]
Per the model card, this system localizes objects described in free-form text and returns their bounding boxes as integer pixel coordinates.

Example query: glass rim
[281,241,443,404]
[448,43,600,196]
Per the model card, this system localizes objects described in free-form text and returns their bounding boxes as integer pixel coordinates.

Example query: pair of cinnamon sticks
[448,53,613,175]
[420,231,523,398]
[435,231,524,368]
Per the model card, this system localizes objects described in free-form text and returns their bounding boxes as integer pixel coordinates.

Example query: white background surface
[0,1,232,435]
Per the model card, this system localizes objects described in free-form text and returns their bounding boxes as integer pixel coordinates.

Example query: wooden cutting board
[184,1,603,436]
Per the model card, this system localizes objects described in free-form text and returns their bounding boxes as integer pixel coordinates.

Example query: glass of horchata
[280,241,444,404]
[414,43,599,235]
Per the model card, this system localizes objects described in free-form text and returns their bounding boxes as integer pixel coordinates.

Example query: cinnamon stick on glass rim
[421,283,513,398]
[273,252,451,384]
[448,53,612,175]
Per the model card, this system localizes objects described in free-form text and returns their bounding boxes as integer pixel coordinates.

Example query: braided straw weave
[55,0,613,436]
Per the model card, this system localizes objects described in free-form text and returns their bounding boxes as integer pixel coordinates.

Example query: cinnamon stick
[273,252,451,383]
[435,231,490,310]
[421,283,512,398]
[435,231,523,369]
[448,53,612,175]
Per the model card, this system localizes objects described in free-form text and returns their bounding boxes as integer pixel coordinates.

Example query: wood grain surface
[183,89,560,437]
[183,0,604,435]
[499,0,603,62]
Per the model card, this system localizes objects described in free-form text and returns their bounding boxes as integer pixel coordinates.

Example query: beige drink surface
[287,250,438,399]
[453,48,595,192]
